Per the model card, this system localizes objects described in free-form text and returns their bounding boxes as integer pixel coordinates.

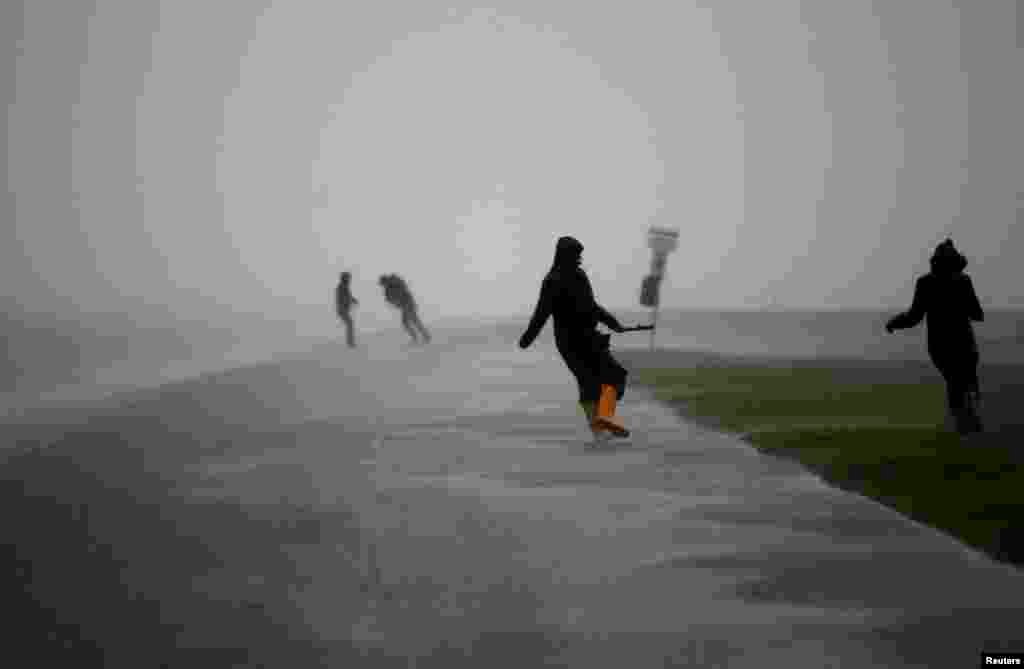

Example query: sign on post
[639,226,679,349]
[639,275,660,307]
[647,226,680,257]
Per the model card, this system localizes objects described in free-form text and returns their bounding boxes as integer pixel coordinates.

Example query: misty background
[3,1,1022,396]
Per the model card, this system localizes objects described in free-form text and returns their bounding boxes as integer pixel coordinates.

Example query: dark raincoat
[887,239,985,410]
[381,275,416,310]
[519,237,628,402]
[336,273,358,347]
[336,273,357,315]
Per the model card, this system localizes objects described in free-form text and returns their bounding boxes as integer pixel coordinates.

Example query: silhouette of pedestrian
[379,274,432,344]
[336,272,358,348]
[519,236,631,439]
[886,238,985,433]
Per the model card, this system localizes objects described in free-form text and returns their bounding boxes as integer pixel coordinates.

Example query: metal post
[645,226,678,352]
[650,301,658,350]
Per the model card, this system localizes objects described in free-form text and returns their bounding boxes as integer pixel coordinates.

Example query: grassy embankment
[620,351,1024,567]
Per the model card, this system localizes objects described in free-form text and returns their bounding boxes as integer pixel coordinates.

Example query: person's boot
[593,385,630,437]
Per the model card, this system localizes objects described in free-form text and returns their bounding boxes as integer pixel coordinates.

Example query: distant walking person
[519,236,631,439]
[886,238,985,434]
[379,274,431,344]
[336,271,358,348]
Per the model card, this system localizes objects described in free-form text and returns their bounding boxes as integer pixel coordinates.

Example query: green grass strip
[632,365,1024,566]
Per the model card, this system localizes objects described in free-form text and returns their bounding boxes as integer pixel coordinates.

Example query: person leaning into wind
[519,236,631,439]
[885,238,985,434]
[379,273,432,345]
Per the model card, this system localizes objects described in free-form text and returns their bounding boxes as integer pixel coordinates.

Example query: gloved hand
[518,334,532,349]
[884,318,897,334]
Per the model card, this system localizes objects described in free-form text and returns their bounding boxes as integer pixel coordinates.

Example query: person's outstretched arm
[594,303,625,333]
[519,278,555,349]
[576,271,623,332]
[886,277,927,332]
[964,275,984,322]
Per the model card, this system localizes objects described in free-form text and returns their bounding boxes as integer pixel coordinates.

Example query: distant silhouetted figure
[336,271,358,348]
[886,238,985,434]
[379,274,431,344]
[519,236,630,439]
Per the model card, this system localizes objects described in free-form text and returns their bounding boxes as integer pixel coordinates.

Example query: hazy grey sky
[4,0,1022,333]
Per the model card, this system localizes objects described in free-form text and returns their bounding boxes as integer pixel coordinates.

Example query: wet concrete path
[4,333,1022,667]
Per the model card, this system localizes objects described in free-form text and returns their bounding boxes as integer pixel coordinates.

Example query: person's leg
[939,359,973,434]
[966,352,981,399]
[341,313,355,348]
[401,310,419,343]
[594,385,630,437]
[961,355,983,432]
[603,351,629,401]
[411,309,431,343]
[593,350,630,437]
[950,376,968,433]
[579,400,601,440]
[932,355,960,430]
[563,349,602,438]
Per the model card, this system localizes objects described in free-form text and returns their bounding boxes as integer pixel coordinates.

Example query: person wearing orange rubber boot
[519,236,631,439]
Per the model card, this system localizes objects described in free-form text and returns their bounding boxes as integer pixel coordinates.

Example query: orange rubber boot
[592,385,630,437]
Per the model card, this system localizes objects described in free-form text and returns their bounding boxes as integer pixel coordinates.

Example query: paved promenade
[3,332,1021,667]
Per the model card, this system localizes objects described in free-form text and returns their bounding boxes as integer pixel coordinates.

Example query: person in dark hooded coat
[886,238,985,433]
[379,274,432,344]
[519,236,631,438]
[335,271,358,348]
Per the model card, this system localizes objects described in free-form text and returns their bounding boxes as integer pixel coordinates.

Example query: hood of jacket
[930,238,968,276]
[552,236,584,270]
